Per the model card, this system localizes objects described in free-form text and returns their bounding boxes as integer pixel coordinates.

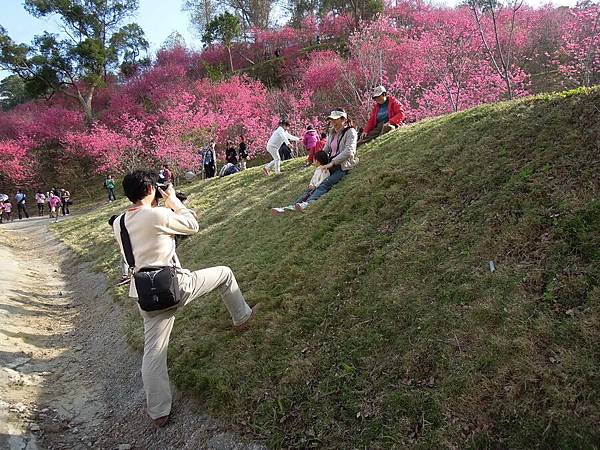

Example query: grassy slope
[55,88,600,449]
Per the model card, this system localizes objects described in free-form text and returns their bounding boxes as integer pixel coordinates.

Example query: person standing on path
[111,170,260,428]
[48,192,62,222]
[3,200,12,221]
[35,191,46,216]
[15,190,29,220]
[358,86,405,146]
[104,175,117,202]
[263,120,299,176]
[60,188,71,216]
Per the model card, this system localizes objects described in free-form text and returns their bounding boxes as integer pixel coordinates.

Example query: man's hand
[158,184,177,202]
[361,131,367,138]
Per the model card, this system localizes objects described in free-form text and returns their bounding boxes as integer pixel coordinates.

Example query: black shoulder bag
[119,214,181,312]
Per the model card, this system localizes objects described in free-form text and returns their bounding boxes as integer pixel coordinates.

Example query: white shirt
[267,126,299,152]
[309,166,330,188]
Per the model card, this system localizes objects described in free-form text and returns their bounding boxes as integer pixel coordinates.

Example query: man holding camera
[111,170,258,428]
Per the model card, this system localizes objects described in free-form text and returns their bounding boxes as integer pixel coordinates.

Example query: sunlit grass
[55,87,600,449]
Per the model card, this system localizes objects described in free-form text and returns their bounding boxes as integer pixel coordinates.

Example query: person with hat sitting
[358,86,405,146]
[294,108,358,211]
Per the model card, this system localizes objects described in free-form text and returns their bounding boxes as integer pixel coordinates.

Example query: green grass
[54,87,600,449]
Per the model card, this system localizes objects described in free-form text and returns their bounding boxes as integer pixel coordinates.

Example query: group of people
[268,85,405,213]
[200,136,250,179]
[105,85,404,430]
[0,187,72,223]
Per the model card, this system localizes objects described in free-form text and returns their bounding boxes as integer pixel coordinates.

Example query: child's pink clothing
[4,203,11,213]
[303,130,318,149]
[49,196,62,208]
[303,130,319,163]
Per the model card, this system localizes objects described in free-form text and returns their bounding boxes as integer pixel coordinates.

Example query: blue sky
[0,0,580,80]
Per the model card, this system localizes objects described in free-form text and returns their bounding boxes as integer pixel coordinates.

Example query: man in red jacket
[358,86,405,146]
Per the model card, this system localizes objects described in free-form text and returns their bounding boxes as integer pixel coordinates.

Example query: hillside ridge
[55,87,600,449]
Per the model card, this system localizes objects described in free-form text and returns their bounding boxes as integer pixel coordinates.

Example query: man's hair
[280,119,290,127]
[122,170,159,203]
[315,151,329,165]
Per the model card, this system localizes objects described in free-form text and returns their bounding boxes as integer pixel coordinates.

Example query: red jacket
[363,95,405,135]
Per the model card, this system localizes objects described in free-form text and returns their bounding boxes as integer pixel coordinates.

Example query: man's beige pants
[139,266,252,419]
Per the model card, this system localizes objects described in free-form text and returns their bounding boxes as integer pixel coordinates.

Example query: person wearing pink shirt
[35,191,46,216]
[3,201,12,221]
[48,193,62,222]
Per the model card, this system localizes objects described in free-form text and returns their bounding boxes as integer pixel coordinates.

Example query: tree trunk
[227,46,234,72]
[77,86,96,125]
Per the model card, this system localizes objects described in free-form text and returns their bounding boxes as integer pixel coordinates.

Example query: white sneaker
[294,202,308,212]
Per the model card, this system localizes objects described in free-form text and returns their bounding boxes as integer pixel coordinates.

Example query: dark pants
[107,188,116,201]
[37,203,44,216]
[295,187,316,204]
[17,202,29,219]
[204,165,215,178]
[61,200,70,215]
[357,122,397,146]
[306,168,348,205]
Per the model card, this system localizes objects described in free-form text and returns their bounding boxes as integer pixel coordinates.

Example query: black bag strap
[119,214,135,269]
[328,126,352,160]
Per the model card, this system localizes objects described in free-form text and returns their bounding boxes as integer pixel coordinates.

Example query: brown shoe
[233,303,262,332]
[152,415,170,428]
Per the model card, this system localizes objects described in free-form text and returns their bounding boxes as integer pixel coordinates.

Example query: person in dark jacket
[15,190,29,219]
[238,136,248,170]
[225,140,238,165]
[279,142,293,161]
[358,86,405,146]
[202,141,217,178]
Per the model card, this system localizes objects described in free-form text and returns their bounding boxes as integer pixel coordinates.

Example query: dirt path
[0,217,265,450]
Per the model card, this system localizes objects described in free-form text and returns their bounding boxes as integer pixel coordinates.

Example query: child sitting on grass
[271,151,330,216]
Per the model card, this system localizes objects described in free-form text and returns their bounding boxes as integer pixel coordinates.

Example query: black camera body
[155,182,170,201]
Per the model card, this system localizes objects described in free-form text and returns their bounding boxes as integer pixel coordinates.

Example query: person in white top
[263,119,300,176]
[35,191,46,216]
[111,170,260,428]
[270,150,331,216]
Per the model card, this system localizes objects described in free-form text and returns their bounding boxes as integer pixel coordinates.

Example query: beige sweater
[112,197,198,297]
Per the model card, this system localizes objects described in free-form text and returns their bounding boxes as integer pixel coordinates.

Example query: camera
[155,182,170,201]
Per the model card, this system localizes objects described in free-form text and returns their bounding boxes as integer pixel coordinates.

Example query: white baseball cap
[372,85,387,98]
[327,109,347,120]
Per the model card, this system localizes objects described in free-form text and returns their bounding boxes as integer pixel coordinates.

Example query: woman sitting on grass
[271,150,331,216]
[294,109,358,212]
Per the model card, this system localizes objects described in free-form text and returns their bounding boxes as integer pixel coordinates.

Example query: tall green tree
[325,0,384,26]
[0,74,32,110]
[202,12,242,72]
[286,0,320,26]
[184,0,273,36]
[0,0,148,123]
